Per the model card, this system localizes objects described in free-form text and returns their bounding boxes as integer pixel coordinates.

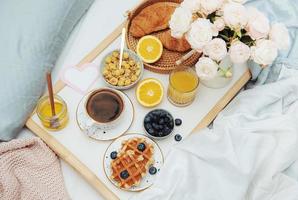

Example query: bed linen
[0,0,94,142]
[131,65,298,200]
[246,0,298,85]
[0,137,69,200]
[131,0,298,199]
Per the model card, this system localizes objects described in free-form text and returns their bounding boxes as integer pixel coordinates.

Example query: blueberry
[174,134,182,142]
[147,128,155,135]
[149,166,157,175]
[155,110,162,116]
[110,151,117,159]
[144,116,151,123]
[156,125,162,130]
[148,113,154,118]
[156,131,162,137]
[164,117,169,122]
[151,110,157,115]
[120,170,129,179]
[169,121,174,129]
[145,123,152,131]
[155,116,160,122]
[137,143,146,151]
[163,127,172,135]
[175,118,182,126]
[152,115,158,121]
[159,118,165,125]
[166,113,173,120]
[152,123,159,130]
[160,112,167,118]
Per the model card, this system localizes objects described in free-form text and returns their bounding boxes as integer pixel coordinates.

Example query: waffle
[111,137,154,189]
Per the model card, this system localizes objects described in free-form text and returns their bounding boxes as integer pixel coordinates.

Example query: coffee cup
[85,88,125,130]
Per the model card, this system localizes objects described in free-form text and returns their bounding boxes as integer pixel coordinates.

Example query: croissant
[158,30,191,52]
[130,2,177,38]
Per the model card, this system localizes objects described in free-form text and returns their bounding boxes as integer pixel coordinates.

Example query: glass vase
[200,56,234,89]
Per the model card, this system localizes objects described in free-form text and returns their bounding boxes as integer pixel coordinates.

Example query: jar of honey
[36,95,69,131]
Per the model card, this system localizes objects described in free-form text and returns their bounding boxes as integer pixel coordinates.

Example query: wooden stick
[46,72,56,116]
[176,49,198,66]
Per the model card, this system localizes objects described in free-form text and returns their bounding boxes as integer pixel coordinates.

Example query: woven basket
[125,0,201,74]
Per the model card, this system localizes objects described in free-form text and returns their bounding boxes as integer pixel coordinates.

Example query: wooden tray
[25,4,251,200]
[125,0,201,74]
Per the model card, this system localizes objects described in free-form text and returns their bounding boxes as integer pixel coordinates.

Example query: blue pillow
[0,0,94,141]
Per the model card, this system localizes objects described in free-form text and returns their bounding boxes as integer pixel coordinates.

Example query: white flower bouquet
[169,0,290,81]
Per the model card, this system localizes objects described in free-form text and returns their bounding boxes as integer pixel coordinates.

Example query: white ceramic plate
[103,133,164,191]
[76,89,134,140]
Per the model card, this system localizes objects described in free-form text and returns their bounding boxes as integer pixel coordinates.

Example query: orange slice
[136,78,164,107]
[136,36,163,63]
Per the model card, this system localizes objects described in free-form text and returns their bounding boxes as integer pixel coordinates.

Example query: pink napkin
[0,137,70,200]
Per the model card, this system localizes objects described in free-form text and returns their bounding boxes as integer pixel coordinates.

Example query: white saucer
[103,133,164,192]
[76,89,134,141]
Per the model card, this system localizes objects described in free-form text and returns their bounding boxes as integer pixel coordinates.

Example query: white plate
[103,133,164,191]
[76,89,134,140]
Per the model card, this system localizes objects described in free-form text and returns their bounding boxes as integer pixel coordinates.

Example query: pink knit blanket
[0,137,70,200]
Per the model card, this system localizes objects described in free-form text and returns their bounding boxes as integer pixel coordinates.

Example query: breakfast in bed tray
[34,0,223,192]
[32,0,259,195]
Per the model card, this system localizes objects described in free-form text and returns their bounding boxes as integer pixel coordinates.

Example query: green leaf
[240,35,254,47]
[218,68,226,77]
[219,34,230,41]
[207,12,217,23]
[236,30,242,38]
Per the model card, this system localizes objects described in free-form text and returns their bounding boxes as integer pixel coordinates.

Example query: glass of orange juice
[167,67,199,107]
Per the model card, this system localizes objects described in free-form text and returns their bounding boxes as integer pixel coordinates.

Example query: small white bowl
[100,49,144,90]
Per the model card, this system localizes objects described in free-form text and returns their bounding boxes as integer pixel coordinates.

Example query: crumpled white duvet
[132,74,298,200]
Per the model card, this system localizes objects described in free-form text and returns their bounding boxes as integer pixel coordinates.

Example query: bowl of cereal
[101,49,144,90]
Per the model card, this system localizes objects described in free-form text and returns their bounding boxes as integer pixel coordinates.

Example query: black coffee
[86,90,123,123]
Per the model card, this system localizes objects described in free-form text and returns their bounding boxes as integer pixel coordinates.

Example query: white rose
[195,57,219,80]
[186,19,214,51]
[246,7,270,40]
[229,41,250,63]
[181,0,201,13]
[223,2,248,30]
[269,23,290,50]
[251,39,278,65]
[203,38,227,62]
[200,0,224,15]
[169,7,193,39]
[213,18,225,31]
[227,0,246,4]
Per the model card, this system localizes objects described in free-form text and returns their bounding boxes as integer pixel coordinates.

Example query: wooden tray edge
[191,69,251,133]
[25,119,119,200]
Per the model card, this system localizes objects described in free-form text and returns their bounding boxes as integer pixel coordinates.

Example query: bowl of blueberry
[143,109,175,139]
